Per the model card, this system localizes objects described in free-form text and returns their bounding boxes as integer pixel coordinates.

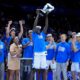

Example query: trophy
[39,3,55,16]
[41,3,55,13]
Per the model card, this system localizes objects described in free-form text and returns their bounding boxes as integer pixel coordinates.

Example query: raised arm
[72,41,78,52]
[22,42,31,48]
[33,9,40,30]
[43,13,48,33]
[72,37,78,52]
[6,21,12,38]
[18,20,24,39]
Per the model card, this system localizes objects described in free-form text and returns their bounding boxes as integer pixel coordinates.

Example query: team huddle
[0,9,80,80]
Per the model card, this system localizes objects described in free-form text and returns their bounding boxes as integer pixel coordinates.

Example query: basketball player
[31,9,48,80]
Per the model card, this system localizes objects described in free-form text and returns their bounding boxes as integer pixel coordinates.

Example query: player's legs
[61,63,67,80]
[51,61,57,80]
[40,55,47,80]
[56,63,61,80]
[71,63,79,80]
[33,54,41,69]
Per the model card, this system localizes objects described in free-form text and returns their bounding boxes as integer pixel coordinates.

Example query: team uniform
[21,38,33,79]
[0,40,6,80]
[5,36,12,47]
[46,41,56,70]
[71,41,80,72]
[46,41,57,80]
[56,42,71,80]
[32,31,47,69]
[22,38,33,58]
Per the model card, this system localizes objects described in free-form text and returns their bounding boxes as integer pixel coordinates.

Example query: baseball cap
[10,28,16,33]
[47,33,52,37]
[28,30,33,33]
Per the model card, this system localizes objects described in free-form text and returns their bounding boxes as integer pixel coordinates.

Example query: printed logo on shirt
[58,46,65,52]
[0,45,3,49]
[50,45,54,49]
[29,42,33,46]
[49,45,55,49]
[76,45,80,50]
[38,35,43,39]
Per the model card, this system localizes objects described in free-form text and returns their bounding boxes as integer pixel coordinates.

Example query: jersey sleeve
[41,31,46,39]
[22,38,29,45]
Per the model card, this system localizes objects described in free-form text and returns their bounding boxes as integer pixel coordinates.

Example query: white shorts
[33,52,47,69]
[46,60,56,70]
[71,62,80,72]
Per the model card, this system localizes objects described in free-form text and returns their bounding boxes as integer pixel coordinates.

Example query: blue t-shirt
[0,40,6,63]
[32,32,46,53]
[1,35,10,57]
[22,38,33,58]
[6,36,12,46]
[71,41,80,62]
[46,41,56,60]
[56,42,71,63]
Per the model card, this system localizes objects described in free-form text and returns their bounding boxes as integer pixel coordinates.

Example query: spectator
[8,36,22,80]
[6,20,24,80]
[6,20,24,46]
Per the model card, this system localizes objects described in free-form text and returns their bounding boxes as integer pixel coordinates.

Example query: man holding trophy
[31,3,55,80]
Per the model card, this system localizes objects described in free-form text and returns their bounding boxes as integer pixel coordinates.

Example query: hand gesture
[46,11,49,16]
[19,20,25,24]
[8,20,12,25]
[72,36,76,43]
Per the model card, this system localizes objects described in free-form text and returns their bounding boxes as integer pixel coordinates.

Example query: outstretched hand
[19,20,25,24]
[46,11,49,16]
[8,20,12,25]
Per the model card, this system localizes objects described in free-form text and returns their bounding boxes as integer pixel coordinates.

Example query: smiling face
[14,37,19,44]
[10,30,16,38]
[60,34,67,42]
[47,36,54,42]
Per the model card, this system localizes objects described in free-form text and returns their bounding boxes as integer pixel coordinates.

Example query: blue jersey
[71,41,80,62]
[22,38,33,58]
[46,41,56,60]
[0,40,6,63]
[32,32,46,53]
[5,36,12,46]
[56,42,71,63]
[68,40,72,46]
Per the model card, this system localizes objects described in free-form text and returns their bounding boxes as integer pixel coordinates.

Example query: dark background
[0,0,80,34]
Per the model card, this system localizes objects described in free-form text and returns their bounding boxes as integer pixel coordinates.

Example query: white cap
[47,33,52,37]
[10,28,16,32]
[76,32,80,37]
[36,26,41,29]
[28,30,33,33]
